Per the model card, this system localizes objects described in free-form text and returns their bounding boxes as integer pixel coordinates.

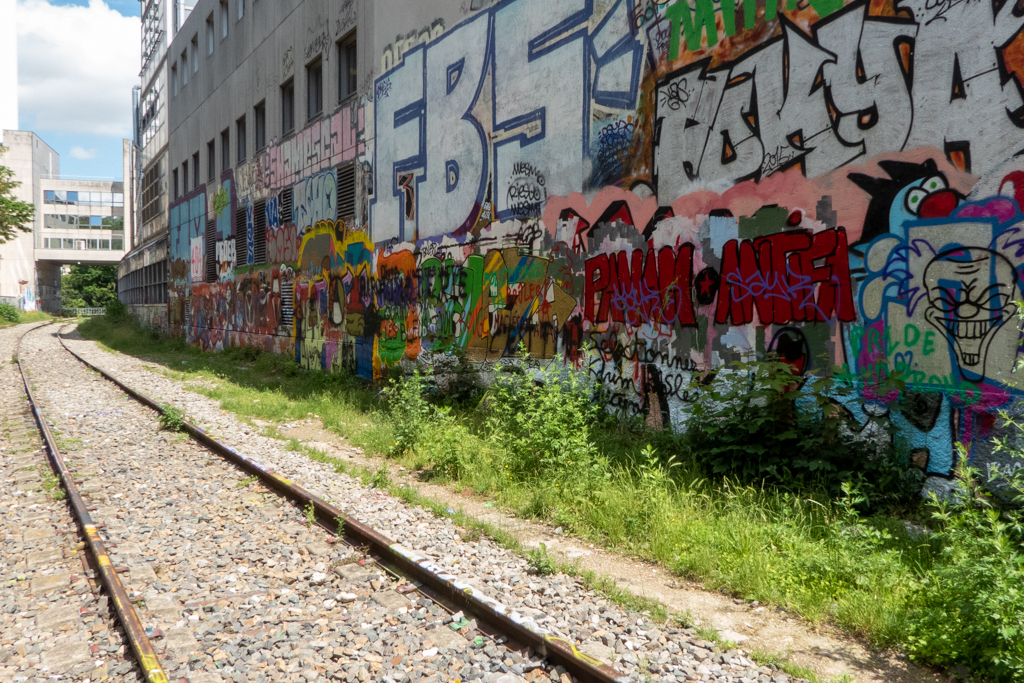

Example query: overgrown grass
[78,316,1024,681]
[0,309,53,328]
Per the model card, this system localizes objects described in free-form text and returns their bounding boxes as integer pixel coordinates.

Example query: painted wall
[168,0,1024,493]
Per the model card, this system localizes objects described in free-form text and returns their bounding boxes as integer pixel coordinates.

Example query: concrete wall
[0,131,59,310]
[166,0,1024,492]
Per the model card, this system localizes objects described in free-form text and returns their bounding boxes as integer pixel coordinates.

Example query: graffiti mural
[167,0,1024,493]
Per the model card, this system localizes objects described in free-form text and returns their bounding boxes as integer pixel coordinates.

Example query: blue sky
[17,0,141,180]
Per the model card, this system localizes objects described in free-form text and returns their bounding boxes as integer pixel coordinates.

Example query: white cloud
[17,0,140,137]
[68,146,97,159]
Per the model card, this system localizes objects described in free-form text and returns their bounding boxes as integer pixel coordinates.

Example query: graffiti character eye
[922,176,947,193]
[906,188,929,215]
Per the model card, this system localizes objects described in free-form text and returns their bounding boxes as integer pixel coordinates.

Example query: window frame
[171,63,178,96]
[220,0,229,38]
[206,14,214,55]
[207,139,216,181]
[173,168,179,199]
[221,128,230,174]
[181,49,188,85]
[236,115,247,163]
[182,160,188,193]
[280,78,295,135]
[237,0,244,20]
[306,56,323,121]
[191,35,199,73]
[337,32,357,103]
[254,100,266,151]
[193,151,200,189]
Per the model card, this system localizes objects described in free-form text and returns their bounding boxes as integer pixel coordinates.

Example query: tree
[62,264,117,308]
[0,146,34,245]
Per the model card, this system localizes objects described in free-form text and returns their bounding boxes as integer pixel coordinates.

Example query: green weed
[527,542,557,576]
[158,404,185,432]
[236,475,257,488]
[304,501,316,527]
[41,470,65,501]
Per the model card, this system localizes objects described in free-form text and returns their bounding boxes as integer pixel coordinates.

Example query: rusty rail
[15,323,169,683]
[57,325,627,683]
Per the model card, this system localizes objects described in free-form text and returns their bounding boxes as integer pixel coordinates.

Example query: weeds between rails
[79,315,1024,681]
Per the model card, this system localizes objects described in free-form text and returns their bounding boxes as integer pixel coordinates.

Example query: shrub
[906,453,1024,681]
[104,299,129,324]
[0,303,19,323]
[686,358,913,503]
[486,354,607,486]
[383,371,430,456]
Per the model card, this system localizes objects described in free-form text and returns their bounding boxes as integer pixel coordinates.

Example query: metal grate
[253,199,268,265]
[235,205,247,266]
[280,280,294,330]
[279,187,293,226]
[337,163,356,222]
[184,296,191,327]
[205,218,217,283]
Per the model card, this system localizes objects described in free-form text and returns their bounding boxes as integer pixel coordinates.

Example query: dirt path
[278,421,950,683]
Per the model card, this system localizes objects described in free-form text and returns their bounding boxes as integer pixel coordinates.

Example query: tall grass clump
[906,451,1024,681]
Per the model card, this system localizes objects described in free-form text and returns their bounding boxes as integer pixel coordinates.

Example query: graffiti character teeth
[924,248,1019,375]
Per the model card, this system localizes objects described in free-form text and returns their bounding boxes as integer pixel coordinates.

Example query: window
[281,79,294,134]
[205,218,217,282]
[253,198,267,264]
[221,128,230,173]
[206,14,214,54]
[337,163,356,220]
[337,33,357,101]
[191,35,199,72]
[236,115,246,162]
[182,160,188,193]
[220,0,228,38]
[207,139,216,180]
[181,50,188,85]
[112,238,124,250]
[306,57,323,121]
[173,168,179,199]
[237,0,244,20]
[171,64,178,97]
[254,101,266,151]
[193,152,200,188]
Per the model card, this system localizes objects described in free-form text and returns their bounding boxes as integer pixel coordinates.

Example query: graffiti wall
[168,0,1024,493]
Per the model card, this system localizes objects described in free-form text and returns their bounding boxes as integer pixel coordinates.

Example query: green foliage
[527,542,557,576]
[905,452,1024,681]
[236,475,257,488]
[0,147,34,246]
[687,358,914,503]
[104,299,129,323]
[62,264,117,309]
[304,501,316,527]
[41,470,65,501]
[158,404,186,431]
[0,303,19,323]
[383,371,431,456]
[485,353,607,486]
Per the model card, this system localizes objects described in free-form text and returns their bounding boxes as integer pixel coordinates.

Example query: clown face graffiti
[923,247,1018,378]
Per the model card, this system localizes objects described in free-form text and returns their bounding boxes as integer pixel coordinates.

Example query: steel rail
[15,323,169,683]
[56,325,627,683]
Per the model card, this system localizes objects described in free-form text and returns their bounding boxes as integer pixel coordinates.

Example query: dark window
[193,151,200,188]
[206,14,214,54]
[281,79,294,134]
[207,139,215,180]
[255,101,266,150]
[337,162,356,221]
[220,0,228,37]
[337,33,357,101]
[235,204,247,267]
[205,218,217,282]
[171,64,178,96]
[173,168,179,199]
[236,115,246,162]
[279,187,293,226]
[221,128,230,173]
[306,57,323,120]
[253,198,267,265]
[182,160,188,193]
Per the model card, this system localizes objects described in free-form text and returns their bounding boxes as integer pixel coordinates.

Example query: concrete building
[154,0,1024,491]
[0,0,17,141]
[1,131,133,312]
[119,0,187,330]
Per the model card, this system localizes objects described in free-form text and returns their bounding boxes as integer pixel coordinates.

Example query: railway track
[4,320,790,683]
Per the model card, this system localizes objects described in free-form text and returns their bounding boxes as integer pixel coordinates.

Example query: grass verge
[78,316,1024,681]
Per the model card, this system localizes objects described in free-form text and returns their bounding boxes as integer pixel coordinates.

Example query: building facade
[157,0,1024,493]
[1,131,132,312]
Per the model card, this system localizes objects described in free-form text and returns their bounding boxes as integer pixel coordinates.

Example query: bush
[686,358,914,504]
[486,354,607,486]
[0,303,19,323]
[104,299,129,323]
[383,371,431,456]
[906,454,1024,681]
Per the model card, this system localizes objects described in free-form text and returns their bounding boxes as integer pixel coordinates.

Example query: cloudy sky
[17,0,140,180]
